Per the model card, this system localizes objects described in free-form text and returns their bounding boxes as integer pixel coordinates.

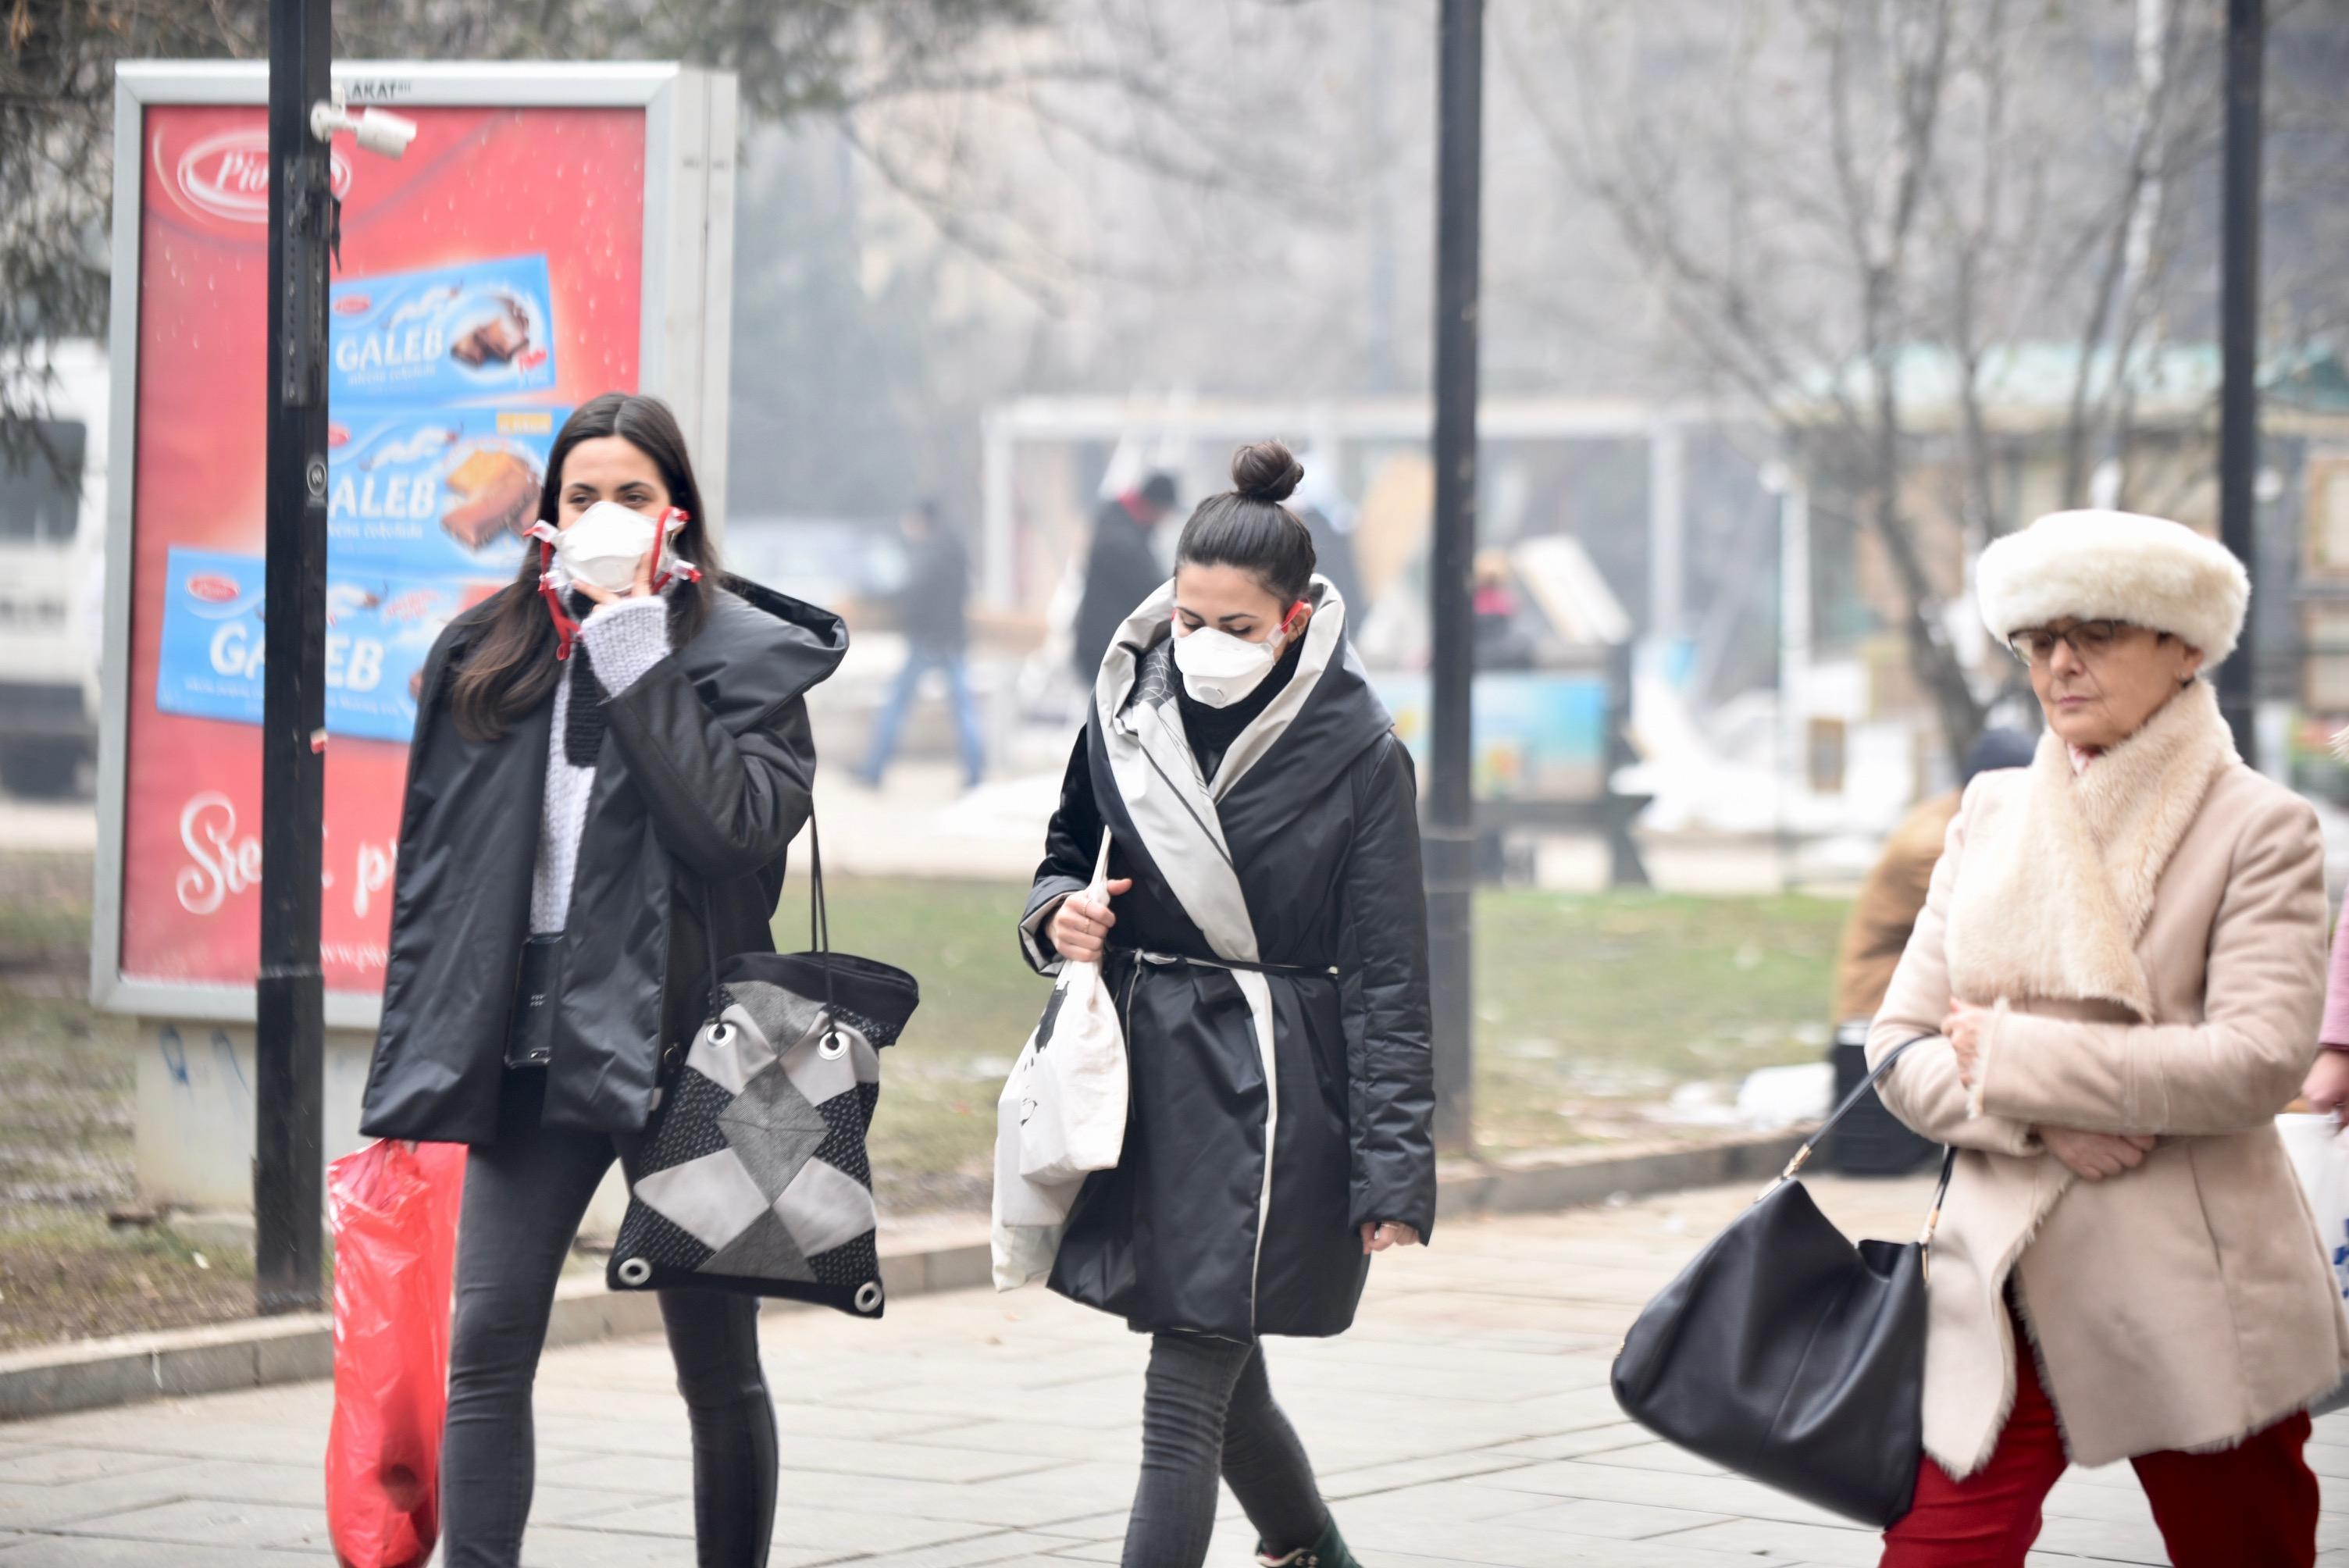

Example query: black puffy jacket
[360,579,847,1144]
[1021,581,1436,1341]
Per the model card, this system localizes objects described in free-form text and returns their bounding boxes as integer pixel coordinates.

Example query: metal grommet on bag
[707,1021,735,1049]
[854,1280,883,1314]
[616,1257,654,1287]
[818,1028,848,1061]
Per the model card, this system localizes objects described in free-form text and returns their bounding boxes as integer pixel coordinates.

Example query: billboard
[95,64,737,1025]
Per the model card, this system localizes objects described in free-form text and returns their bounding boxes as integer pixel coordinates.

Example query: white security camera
[354,109,417,159]
[309,101,416,160]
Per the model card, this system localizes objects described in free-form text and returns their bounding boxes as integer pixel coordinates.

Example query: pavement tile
[513,1523,836,1568]
[47,1495,325,1551]
[0,1541,325,1566]
[0,1454,183,1490]
[1648,1517,1881,1566]
[596,1495,1006,1552]
[0,1477,196,1534]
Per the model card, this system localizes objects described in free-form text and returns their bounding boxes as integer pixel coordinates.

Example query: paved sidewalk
[2,1175,2345,1566]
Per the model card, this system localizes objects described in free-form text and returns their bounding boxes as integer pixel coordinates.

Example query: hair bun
[1231,440,1304,505]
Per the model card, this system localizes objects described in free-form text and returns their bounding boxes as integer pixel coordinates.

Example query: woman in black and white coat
[1022,441,1438,1568]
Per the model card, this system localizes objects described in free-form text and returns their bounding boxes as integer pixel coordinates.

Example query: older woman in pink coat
[1870,510,2349,1568]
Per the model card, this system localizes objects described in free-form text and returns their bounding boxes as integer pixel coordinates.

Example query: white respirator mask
[1172,608,1303,709]
[543,500,685,595]
[527,501,697,660]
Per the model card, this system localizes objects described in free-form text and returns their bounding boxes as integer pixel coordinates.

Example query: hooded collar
[1089,576,1389,962]
[1944,679,2237,1020]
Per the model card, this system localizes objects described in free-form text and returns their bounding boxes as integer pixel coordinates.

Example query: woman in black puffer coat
[1021,440,1437,1568]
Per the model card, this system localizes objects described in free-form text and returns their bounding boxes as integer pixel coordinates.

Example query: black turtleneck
[1174,635,1307,779]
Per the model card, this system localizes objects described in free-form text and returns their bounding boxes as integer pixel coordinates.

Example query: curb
[0,1130,1805,1424]
[1435,1128,1809,1221]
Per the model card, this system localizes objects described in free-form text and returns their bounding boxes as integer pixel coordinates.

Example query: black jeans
[1121,1333,1329,1568]
[440,1070,779,1567]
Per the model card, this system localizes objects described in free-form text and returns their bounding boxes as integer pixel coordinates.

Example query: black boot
[1256,1516,1360,1568]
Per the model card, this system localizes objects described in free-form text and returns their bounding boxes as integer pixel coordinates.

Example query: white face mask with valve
[1172,624,1286,708]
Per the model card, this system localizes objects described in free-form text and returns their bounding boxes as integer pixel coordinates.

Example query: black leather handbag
[1611,1037,1956,1527]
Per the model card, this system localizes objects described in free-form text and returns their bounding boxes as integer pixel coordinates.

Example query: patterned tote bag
[608,825,918,1317]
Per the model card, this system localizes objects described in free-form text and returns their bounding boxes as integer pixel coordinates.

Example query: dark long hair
[447,393,725,743]
[1174,440,1317,602]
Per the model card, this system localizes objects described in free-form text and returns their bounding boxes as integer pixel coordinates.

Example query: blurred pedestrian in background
[1832,725,2037,1027]
[1025,441,1434,1568]
[857,501,985,791]
[1866,510,2346,1567]
[1074,470,1179,681]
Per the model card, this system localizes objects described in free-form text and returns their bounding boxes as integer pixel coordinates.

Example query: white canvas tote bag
[1014,832,1131,1182]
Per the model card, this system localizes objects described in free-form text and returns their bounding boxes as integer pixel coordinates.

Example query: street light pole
[257,0,335,1315]
[2216,0,2263,764]
[1428,0,1483,1156]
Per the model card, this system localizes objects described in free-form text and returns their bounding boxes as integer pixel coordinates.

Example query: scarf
[1943,679,2237,1022]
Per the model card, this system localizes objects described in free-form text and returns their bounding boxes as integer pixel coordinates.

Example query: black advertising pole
[1428,0,1483,1156]
[258,0,334,1315]
[2217,0,2263,764]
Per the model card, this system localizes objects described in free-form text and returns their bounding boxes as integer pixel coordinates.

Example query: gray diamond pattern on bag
[612,966,897,1314]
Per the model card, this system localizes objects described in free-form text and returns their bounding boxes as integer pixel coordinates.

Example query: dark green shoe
[1256,1516,1361,1568]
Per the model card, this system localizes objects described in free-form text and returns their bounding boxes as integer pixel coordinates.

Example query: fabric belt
[1115,946,1340,979]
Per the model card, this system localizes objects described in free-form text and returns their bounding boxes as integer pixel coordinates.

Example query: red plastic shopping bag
[326,1139,466,1568]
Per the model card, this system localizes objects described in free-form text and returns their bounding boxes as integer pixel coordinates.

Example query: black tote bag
[1610,1037,1956,1528]
[608,821,918,1317]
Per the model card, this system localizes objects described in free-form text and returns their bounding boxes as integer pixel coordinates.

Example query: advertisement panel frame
[93,60,737,1029]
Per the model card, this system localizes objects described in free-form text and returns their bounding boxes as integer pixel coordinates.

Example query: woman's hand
[2040,1124,2156,1181]
[2304,1049,2349,1125]
[1050,879,1133,964]
[570,537,662,607]
[1361,1221,1420,1255]
[1944,1000,1988,1087]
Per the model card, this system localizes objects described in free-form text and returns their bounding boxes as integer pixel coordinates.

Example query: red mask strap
[650,506,695,591]
[1281,600,1310,639]
[537,539,579,661]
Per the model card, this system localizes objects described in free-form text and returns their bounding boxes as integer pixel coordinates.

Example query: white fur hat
[1975,509,2250,665]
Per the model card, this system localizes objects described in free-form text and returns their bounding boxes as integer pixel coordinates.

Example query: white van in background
[0,340,105,797]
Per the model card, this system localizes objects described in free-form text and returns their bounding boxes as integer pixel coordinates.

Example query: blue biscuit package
[155,548,483,744]
[330,255,558,402]
[327,406,565,580]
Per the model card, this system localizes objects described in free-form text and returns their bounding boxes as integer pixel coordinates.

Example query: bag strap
[1089,829,1113,900]
[1761,1033,1960,1267]
[806,811,839,1042]
[700,881,726,1031]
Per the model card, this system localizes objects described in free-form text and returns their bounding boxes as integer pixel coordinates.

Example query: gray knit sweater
[529,595,672,934]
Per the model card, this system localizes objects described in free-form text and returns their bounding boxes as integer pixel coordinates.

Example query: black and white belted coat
[1021,577,1438,1341]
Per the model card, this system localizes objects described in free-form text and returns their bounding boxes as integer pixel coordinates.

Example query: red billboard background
[119,104,647,993]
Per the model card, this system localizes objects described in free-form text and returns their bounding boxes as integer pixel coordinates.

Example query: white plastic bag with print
[1015,833,1131,1182]
[2277,1112,2349,1417]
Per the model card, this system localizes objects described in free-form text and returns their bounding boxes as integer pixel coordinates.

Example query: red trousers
[1880,1322,2317,1567]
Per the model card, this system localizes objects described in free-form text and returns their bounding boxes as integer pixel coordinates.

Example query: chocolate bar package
[155,548,494,744]
[330,255,559,403]
[327,406,568,580]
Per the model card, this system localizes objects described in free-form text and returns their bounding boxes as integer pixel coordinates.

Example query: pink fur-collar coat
[1870,679,2349,1477]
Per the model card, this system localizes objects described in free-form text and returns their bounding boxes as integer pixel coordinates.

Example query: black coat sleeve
[1019,728,1101,975]
[602,661,818,882]
[1341,736,1438,1241]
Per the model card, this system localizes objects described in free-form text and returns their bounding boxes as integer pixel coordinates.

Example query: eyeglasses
[2006,619,2126,666]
